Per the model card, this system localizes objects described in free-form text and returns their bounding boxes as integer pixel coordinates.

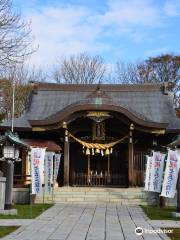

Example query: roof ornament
[163,82,175,95]
[86,80,110,101]
[87,111,110,123]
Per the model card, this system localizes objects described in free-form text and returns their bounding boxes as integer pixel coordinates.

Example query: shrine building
[0,82,180,191]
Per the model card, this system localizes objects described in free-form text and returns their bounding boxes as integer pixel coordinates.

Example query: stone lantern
[0,132,29,212]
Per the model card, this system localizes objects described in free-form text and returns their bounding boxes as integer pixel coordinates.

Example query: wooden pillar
[64,129,70,186]
[21,150,27,186]
[107,155,110,176]
[128,124,134,187]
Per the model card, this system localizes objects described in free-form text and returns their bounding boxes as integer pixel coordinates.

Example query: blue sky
[14,0,180,68]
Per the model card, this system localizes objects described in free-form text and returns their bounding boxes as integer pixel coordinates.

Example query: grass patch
[141,205,180,220]
[165,228,180,240]
[0,204,53,219]
[0,226,19,238]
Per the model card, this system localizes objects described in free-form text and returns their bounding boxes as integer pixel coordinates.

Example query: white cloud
[24,5,111,67]
[100,0,161,27]
[20,0,174,68]
[164,0,180,16]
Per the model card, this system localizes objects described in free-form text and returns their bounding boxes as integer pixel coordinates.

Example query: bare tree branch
[116,54,180,99]
[52,53,106,84]
[0,63,47,121]
[0,0,35,72]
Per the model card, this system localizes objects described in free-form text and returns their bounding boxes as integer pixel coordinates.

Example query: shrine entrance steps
[35,187,158,205]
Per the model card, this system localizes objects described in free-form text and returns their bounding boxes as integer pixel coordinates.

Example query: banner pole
[52,154,55,203]
[42,170,45,212]
[177,170,180,213]
[42,148,47,212]
[28,151,33,219]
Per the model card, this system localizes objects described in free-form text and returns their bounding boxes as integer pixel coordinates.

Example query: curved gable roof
[1,82,180,131]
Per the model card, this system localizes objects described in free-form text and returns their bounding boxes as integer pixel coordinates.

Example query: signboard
[161,150,180,198]
[31,148,46,195]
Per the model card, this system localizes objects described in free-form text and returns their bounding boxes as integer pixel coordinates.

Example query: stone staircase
[35,187,158,205]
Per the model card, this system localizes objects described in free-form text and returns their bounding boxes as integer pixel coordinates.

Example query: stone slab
[0,209,17,215]
[0,204,174,240]
[171,211,180,217]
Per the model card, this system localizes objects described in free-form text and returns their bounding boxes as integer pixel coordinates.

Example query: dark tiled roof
[1,83,180,131]
[1,116,31,129]
[22,139,62,152]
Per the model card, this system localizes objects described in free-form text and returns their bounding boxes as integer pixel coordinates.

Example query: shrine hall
[0,82,180,188]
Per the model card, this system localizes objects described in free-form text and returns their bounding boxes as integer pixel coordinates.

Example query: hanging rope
[69,133,128,150]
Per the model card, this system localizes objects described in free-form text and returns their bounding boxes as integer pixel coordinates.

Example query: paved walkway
[1,204,176,240]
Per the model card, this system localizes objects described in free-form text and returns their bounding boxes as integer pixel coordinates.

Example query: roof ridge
[30,82,164,92]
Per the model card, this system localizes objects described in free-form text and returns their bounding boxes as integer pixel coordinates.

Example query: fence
[72,172,128,187]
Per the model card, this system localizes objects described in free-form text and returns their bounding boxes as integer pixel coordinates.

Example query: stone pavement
[1,204,175,240]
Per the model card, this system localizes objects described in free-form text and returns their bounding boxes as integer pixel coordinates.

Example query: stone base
[172,212,180,217]
[0,209,18,215]
[13,188,30,204]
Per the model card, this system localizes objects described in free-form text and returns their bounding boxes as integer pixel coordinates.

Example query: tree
[116,54,180,96]
[0,63,48,122]
[52,53,106,84]
[0,0,33,71]
[0,78,32,122]
[138,54,180,87]
[115,61,139,84]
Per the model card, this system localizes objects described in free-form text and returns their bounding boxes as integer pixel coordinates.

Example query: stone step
[55,187,144,192]
[36,195,146,203]
[35,187,157,205]
[53,198,146,204]
[53,195,146,200]
[53,192,145,197]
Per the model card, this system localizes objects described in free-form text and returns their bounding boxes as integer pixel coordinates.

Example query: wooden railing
[13,175,31,188]
[72,173,128,187]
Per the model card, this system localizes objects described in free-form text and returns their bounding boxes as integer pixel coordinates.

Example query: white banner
[31,148,46,195]
[54,153,61,182]
[148,152,165,193]
[161,150,180,198]
[144,156,153,191]
[44,152,54,193]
